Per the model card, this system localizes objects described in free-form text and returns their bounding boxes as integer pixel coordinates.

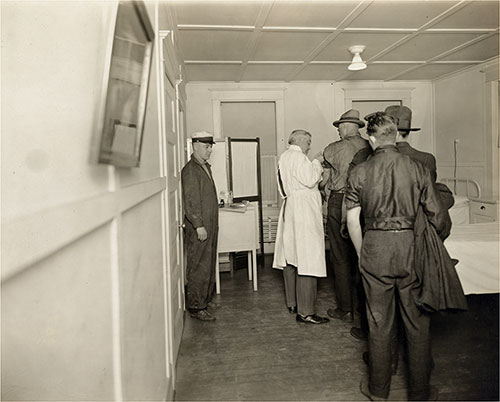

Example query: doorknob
[179,223,186,228]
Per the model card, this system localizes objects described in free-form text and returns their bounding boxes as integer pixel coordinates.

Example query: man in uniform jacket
[273,129,329,324]
[322,109,371,326]
[181,131,219,321]
[346,112,446,401]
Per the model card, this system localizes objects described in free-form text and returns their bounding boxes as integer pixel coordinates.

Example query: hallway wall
[185,81,434,160]
[434,58,499,198]
[2,2,176,400]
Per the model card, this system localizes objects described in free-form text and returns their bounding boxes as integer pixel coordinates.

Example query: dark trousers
[360,230,432,401]
[327,192,358,314]
[185,223,218,311]
[283,265,317,316]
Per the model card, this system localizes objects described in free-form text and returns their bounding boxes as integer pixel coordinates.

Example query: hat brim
[399,128,421,132]
[333,118,365,128]
[192,137,215,144]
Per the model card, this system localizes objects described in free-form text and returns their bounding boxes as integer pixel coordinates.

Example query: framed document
[97,1,154,167]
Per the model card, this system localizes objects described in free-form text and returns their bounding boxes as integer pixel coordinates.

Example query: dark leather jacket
[345,145,447,235]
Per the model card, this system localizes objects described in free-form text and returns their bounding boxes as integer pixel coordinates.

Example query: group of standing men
[272,105,447,401]
[181,106,450,400]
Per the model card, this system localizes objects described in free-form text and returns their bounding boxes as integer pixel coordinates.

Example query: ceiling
[168,0,499,82]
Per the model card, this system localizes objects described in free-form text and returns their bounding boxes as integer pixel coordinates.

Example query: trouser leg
[363,274,395,399]
[283,264,297,308]
[398,272,432,401]
[360,231,401,399]
[296,275,317,317]
[354,265,369,333]
[185,224,217,311]
[327,193,357,314]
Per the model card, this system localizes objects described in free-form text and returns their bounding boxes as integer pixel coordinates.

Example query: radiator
[261,155,278,204]
[262,205,280,243]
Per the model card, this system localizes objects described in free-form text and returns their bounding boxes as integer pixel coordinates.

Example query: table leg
[216,253,220,294]
[247,251,252,281]
[252,249,258,291]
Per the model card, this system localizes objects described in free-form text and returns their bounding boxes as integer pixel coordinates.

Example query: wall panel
[119,194,168,401]
[1,225,115,401]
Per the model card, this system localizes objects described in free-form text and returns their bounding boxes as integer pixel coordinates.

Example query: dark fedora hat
[333,109,365,128]
[384,105,420,132]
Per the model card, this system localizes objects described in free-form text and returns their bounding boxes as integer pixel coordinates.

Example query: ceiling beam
[336,0,473,81]
[236,1,275,82]
[384,29,500,81]
[286,0,373,82]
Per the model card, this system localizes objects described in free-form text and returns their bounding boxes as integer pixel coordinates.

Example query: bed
[441,178,500,295]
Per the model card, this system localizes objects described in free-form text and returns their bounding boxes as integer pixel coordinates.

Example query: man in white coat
[273,129,329,324]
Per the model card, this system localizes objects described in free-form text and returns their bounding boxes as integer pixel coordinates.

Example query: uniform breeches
[360,230,432,400]
[327,192,358,313]
[185,224,218,311]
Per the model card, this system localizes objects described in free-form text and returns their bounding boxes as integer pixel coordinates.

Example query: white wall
[186,80,433,160]
[1,1,176,400]
[434,59,499,198]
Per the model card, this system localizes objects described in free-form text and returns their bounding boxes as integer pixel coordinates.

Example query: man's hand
[313,151,324,164]
[196,226,208,241]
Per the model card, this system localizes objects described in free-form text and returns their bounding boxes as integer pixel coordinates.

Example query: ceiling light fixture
[348,45,367,71]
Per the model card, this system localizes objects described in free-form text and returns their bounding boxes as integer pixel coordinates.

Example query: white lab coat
[272,145,327,277]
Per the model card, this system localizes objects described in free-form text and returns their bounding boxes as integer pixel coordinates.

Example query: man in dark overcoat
[181,131,219,321]
[346,112,445,401]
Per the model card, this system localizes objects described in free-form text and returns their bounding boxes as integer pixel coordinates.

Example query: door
[160,33,184,382]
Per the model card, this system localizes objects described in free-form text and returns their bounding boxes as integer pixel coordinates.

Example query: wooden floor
[174,257,499,401]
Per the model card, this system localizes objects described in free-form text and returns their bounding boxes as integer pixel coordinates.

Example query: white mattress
[449,196,470,225]
[444,222,500,294]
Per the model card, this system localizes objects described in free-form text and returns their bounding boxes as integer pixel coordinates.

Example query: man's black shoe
[288,306,297,314]
[296,314,330,324]
[350,327,368,341]
[327,308,354,323]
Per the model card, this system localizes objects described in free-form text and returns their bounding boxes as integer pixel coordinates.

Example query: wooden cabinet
[470,199,498,223]
[216,205,259,293]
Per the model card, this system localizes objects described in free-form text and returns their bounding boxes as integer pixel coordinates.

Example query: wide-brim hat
[333,109,365,128]
[191,131,215,144]
[384,105,420,132]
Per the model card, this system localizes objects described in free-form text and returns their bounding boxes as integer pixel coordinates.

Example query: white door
[161,33,184,382]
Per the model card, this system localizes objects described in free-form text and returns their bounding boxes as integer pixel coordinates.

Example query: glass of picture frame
[97,1,154,167]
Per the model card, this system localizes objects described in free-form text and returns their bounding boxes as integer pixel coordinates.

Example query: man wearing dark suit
[181,131,219,321]
[384,105,437,182]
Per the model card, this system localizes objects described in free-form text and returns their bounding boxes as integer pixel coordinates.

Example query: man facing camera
[346,112,444,401]
[273,129,329,325]
[181,131,219,321]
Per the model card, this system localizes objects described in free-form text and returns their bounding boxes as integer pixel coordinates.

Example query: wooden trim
[2,177,166,282]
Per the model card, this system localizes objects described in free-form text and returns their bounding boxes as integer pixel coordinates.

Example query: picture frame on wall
[97,1,154,167]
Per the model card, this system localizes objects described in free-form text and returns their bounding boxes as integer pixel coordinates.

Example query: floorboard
[174,257,499,401]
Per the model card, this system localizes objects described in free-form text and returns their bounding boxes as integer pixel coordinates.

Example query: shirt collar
[289,144,302,152]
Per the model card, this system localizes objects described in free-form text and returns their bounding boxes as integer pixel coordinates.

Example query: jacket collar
[191,153,210,167]
[396,141,411,149]
[374,144,399,154]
